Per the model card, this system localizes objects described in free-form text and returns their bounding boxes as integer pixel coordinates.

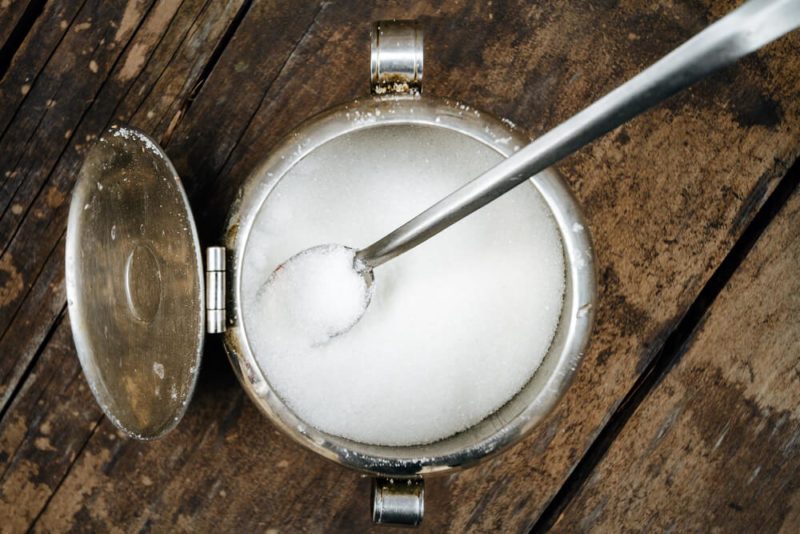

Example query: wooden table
[1,1,798,531]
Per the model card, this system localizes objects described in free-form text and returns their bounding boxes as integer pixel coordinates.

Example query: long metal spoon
[273,0,800,337]
[356,0,800,269]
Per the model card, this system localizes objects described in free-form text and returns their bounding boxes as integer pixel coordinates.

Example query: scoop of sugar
[244,124,566,446]
[261,244,371,348]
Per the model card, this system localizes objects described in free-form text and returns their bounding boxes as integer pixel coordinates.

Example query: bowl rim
[222,94,597,476]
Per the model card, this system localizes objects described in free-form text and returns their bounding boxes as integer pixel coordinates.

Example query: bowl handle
[371,477,425,526]
[370,20,423,95]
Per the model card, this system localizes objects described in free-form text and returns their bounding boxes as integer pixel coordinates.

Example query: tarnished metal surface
[65,125,204,439]
[222,94,596,477]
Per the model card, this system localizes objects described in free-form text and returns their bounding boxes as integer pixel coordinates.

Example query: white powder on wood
[243,124,565,446]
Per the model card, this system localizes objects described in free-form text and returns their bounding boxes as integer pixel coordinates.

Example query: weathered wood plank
[550,185,800,533]
[165,0,322,218]
[0,232,65,410]
[0,0,136,152]
[0,0,36,57]
[0,316,104,533]
[2,0,800,532]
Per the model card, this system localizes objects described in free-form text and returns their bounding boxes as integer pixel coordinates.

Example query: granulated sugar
[243,124,565,446]
[259,245,371,348]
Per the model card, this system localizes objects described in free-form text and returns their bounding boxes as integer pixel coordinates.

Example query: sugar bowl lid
[65,125,204,439]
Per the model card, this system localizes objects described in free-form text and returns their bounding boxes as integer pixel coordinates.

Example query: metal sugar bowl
[66,21,596,526]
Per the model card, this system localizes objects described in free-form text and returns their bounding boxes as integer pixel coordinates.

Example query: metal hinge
[206,247,226,334]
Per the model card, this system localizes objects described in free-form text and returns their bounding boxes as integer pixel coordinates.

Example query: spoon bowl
[263,244,374,343]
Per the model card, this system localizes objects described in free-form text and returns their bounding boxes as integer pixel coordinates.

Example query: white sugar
[243,124,565,446]
[260,245,371,348]
[110,126,161,156]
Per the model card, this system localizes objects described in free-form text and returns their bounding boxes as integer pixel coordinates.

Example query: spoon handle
[357,0,800,268]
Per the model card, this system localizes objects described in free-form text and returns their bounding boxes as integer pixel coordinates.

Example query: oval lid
[65,125,204,439]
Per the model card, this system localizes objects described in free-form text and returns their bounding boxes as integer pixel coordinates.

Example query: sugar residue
[243,124,565,446]
[152,362,165,380]
[111,126,162,156]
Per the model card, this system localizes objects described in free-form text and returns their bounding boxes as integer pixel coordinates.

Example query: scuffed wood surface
[0,0,798,532]
[551,187,800,533]
[0,0,35,55]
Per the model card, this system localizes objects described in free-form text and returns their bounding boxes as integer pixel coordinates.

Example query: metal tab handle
[370,20,423,95]
[206,247,226,334]
[372,477,424,526]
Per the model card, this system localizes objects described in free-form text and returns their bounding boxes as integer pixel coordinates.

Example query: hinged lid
[65,125,205,439]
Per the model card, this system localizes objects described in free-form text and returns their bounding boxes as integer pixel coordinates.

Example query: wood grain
[0,316,103,532]
[550,186,800,533]
[0,0,799,531]
[0,0,32,50]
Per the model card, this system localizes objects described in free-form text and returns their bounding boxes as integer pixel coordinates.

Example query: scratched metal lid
[65,125,204,439]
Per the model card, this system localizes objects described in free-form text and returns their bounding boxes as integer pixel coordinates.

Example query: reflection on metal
[372,477,424,526]
[65,125,204,439]
[206,247,226,334]
[370,20,423,95]
[220,21,597,511]
[223,98,597,477]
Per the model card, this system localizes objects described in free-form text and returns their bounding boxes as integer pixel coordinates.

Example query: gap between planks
[0,0,47,81]
[25,412,105,534]
[159,0,255,146]
[0,0,92,146]
[188,0,327,194]
[531,155,800,533]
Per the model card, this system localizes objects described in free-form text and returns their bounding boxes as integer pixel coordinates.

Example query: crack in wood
[530,156,800,534]
[187,0,328,201]
[0,305,65,424]
[125,0,217,130]
[0,231,66,412]
[0,0,92,143]
[0,0,47,82]
[0,308,65,483]
[160,0,254,146]
[24,413,104,534]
